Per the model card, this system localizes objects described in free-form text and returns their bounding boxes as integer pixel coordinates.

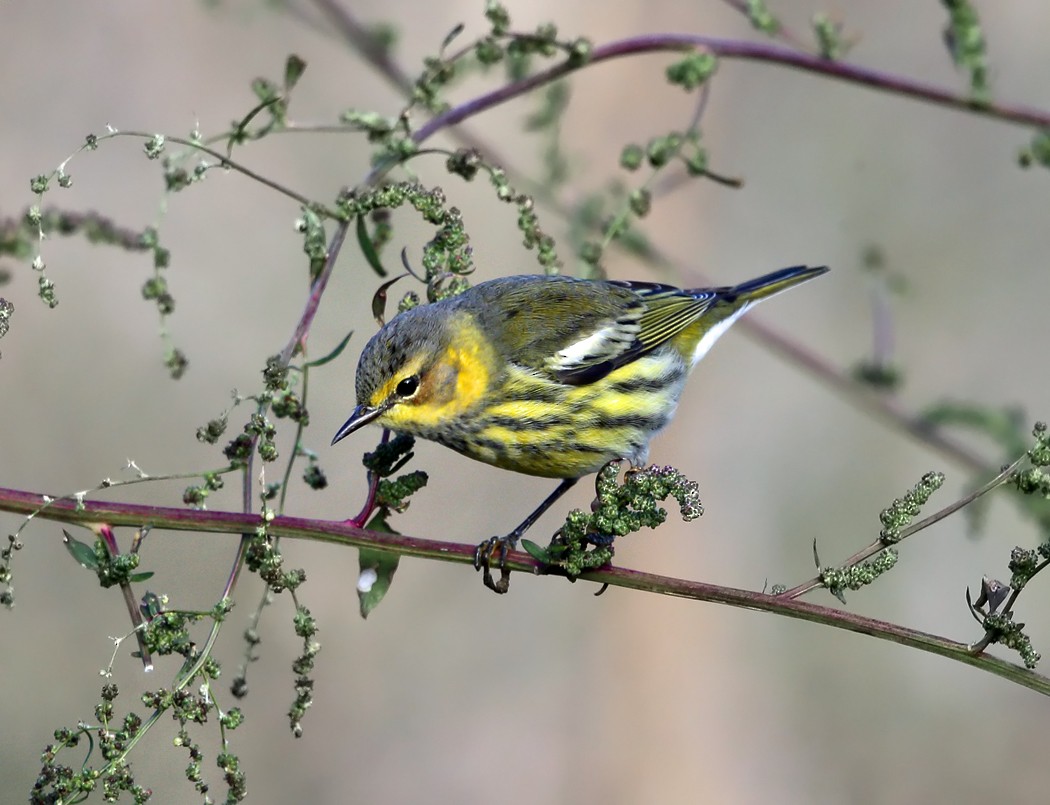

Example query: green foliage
[744,0,780,35]
[812,13,847,60]
[357,516,401,618]
[819,549,898,601]
[336,182,473,299]
[1018,129,1050,169]
[665,52,717,90]
[523,462,702,578]
[941,0,990,102]
[0,532,21,607]
[879,471,945,543]
[31,685,153,804]
[981,611,1041,668]
[62,531,154,588]
[182,472,225,508]
[289,605,319,737]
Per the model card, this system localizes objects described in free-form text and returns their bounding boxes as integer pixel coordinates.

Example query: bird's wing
[475,276,721,385]
[547,281,718,384]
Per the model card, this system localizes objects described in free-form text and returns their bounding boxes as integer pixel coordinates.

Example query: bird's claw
[473,535,515,594]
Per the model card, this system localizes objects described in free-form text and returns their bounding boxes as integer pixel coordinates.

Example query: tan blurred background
[3,1,1050,803]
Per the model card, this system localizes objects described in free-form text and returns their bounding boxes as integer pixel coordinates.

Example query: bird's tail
[726,265,829,303]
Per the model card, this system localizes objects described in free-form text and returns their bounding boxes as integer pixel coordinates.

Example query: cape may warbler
[332,265,828,591]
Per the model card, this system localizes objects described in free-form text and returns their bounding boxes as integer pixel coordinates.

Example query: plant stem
[782,457,1022,598]
[5,483,1046,696]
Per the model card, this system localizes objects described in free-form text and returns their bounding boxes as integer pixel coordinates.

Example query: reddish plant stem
[414,34,1050,145]
[96,524,154,671]
[5,484,1047,697]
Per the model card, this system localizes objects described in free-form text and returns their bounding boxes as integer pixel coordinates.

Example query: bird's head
[331,303,498,445]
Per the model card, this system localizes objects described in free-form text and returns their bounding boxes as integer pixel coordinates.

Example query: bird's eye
[396,375,420,398]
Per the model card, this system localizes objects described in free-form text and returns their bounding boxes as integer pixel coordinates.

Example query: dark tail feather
[726,265,828,302]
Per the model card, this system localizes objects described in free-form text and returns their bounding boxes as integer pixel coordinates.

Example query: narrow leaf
[62,530,98,569]
[441,23,465,53]
[304,330,353,368]
[356,214,388,277]
[520,539,549,563]
[358,515,401,618]
[371,273,408,326]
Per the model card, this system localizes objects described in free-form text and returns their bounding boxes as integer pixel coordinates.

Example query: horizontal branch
[3,484,1047,697]
[415,33,1050,144]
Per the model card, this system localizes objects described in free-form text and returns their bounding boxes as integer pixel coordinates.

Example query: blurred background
[2,1,1049,803]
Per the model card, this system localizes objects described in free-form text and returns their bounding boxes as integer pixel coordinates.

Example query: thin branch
[739,315,992,476]
[218,216,354,601]
[587,563,1050,695]
[308,0,415,93]
[113,131,334,214]
[308,0,528,189]
[781,457,1023,599]
[281,219,353,365]
[413,34,1050,143]
[4,484,1046,697]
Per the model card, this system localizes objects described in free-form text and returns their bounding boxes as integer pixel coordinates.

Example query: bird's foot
[473,535,516,594]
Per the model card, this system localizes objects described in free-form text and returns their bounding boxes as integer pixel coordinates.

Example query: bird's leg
[474,477,580,594]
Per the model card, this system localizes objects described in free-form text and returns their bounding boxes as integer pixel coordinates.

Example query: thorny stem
[2,484,1047,696]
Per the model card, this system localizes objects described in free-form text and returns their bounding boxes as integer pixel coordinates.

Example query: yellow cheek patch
[380,316,496,430]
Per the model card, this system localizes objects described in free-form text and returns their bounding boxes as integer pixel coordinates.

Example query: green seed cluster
[289,605,320,739]
[376,470,429,513]
[542,463,703,578]
[981,611,1041,669]
[879,471,945,542]
[665,52,717,91]
[820,549,899,598]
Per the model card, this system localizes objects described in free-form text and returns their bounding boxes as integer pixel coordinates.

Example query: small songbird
[332,265,828,591]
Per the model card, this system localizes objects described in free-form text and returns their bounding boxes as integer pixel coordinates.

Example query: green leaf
[128,571,155,583]
[520,539,549,563]
[303,330,353,368]
[371,273,408,326]
[440,23,465,53]
[62,530,98,569]
[141,591,164,619]
[921,401,1028,457]
[357,515,401,618]
[356,214,388,277]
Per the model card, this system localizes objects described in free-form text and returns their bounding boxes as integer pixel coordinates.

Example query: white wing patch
[690,302,751,365]
[547,317,641,373]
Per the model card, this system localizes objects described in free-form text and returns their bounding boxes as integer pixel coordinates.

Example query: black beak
[331,404,386,446]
